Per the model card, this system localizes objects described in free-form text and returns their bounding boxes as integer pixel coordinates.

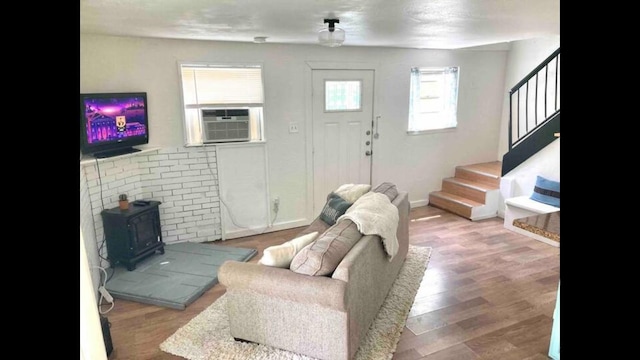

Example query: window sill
[407,127,457,136]
[184,140,266,148]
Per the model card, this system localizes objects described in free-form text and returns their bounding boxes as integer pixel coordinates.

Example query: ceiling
[80,0,560,50]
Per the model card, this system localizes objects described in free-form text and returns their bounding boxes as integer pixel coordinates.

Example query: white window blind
[179,64,264,145]
[408,67,459,132]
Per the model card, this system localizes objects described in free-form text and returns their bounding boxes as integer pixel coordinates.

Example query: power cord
[91,266,115,314]
[94,158,109,263]
[202,146,278,235]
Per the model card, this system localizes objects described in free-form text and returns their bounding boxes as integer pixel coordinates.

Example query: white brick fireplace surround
[80,146,222,266]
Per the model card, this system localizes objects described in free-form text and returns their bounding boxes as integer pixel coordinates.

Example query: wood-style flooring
[102,205,560,359]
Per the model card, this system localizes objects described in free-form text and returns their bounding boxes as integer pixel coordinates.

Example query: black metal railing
[508,48,560,150]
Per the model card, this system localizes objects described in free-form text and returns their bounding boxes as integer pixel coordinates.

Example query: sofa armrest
[218,260,347,311]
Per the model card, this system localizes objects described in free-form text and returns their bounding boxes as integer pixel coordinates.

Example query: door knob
[366,141,370,145]
[365,150,372,156]
[366,130,371,135]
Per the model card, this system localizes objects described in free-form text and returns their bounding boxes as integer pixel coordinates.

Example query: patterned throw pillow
[530,175,560,207]
[319,193,351,225]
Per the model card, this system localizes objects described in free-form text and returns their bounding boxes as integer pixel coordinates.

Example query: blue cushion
[319,193,351,225]
[530,175,560,207]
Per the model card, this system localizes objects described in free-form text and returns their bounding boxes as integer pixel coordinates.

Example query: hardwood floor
[103,206,559,359]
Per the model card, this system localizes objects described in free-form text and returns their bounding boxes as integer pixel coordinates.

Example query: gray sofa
[218,189,409,360]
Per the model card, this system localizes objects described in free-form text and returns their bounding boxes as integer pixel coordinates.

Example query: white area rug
[160,245,432,359]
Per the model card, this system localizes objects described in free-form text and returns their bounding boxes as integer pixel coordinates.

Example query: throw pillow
[333,183,372,203]
[530,175,560,207]
[258,231,319,268]
[372,182,398,201]
[319,193,351,226]
[290,220,362,276]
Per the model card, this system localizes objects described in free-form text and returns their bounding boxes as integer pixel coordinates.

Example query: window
[179,64,264,145]
[408,67,459,132]
[325,80,362,111]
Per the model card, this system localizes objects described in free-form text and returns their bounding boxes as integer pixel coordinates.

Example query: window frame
[323,79,363,113]
[177,61,266,147]
[407,66,460,135]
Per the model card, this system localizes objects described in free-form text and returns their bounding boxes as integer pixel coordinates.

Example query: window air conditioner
[201,109,251,143]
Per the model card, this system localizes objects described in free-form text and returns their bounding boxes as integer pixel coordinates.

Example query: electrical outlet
[289,122,299,133]
[273,197,280,213]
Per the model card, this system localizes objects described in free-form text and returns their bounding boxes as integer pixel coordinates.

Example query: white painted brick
[138,161,160,168]
[164,235,178,243]
[181,170,201,177]
[161,213,175,220]
[159,159,181,167]
[118,183,136,194]
[182,181,202,189]
[167,228,187,236]
[162,206,182,214]
[172,188,192,195]
[178,158,200,165]
[126,175,144,184]
[175,199,193,206]
[191,186,211,193]
[105,167,124,177]
[184,204,202,212]
[149,154,169,161]
[169,153,189,160]
[197,219,216,226]
[150,166,170,174]
[152,190,173,197]
[162,195,184,202]
[141,173,162,182]
[161,172,182,179]
[158,147,180,154]
[193,209,212,216]
[178,233,197,240]
[162,224,177,231]
[189,163,208,170]
[184,215,202,223]
[192,175,214,182]
[175,210,193,218]
[165,218,184,225]
[202,213,218,220]
[197,229,218,237]
[188,151,207,158]
[128,155,148,163]
[207,235,222,242]
[162,183,182,190]
[186,227,199,234]
[177,221,197,229]
[192,197,212,205]
[136,167,150,175]
[201,202,219,209]
[205,191,219,197]
[103,180,125,189]
[201,180,217,186]
[168,165,190,172]
[182,193,202,200]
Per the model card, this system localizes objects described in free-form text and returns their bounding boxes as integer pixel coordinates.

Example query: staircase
[428,161,501,221]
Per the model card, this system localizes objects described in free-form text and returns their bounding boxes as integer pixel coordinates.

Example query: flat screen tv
[80,92,149,158]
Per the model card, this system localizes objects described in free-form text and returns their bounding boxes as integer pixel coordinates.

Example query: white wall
[81,34,507,224]
[497,36,560,158]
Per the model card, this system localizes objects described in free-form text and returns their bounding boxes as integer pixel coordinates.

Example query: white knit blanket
[337,192,399,260]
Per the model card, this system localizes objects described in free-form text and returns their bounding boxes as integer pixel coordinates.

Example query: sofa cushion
[372,182,398,201]
[319,193,351,226]
[258,231,319,268]
[333,183,371,203]
[295,217,331,239]
[290,220,362,276]
[530,175,560,207]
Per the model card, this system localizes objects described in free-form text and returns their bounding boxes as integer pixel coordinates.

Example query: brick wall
[79,146,222,266]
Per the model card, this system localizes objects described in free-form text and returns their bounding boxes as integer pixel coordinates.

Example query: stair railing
[509,48,560,150]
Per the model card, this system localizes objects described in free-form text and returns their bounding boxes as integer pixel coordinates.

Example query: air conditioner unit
[201,109,250,143]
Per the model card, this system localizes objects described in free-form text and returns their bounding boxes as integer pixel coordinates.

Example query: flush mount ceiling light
[318,19,345,47]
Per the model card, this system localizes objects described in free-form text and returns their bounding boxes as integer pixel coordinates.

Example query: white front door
[312,69,375,215]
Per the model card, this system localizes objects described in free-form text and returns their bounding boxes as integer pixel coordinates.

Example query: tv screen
[80,92,149,158]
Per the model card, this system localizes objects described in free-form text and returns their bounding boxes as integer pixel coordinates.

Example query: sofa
[218,184,409,360]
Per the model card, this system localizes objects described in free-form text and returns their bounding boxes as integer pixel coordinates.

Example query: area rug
[105,242,257,310]
[160,245,432,359]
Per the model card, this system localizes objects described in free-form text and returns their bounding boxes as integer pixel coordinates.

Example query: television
[80,92,149,158]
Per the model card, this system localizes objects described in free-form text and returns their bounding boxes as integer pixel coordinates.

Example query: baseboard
[410,199,429,208]
[224,218,310,240]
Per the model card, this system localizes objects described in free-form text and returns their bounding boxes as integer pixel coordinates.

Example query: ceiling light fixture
[318,19,345,47]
